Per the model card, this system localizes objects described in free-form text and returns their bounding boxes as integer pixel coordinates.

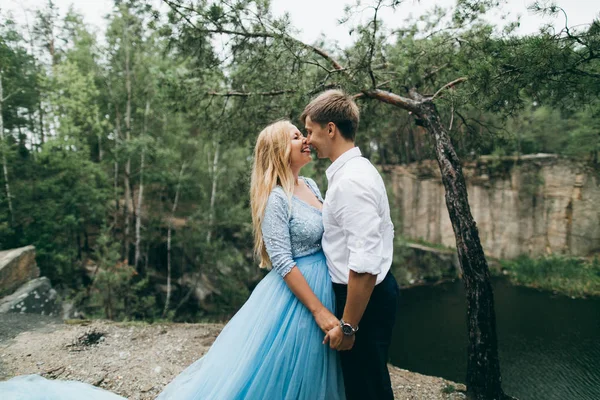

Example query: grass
[397,237,600,298]
[407,237,456,252]
[441,384,456,394]
[501,255,600,298]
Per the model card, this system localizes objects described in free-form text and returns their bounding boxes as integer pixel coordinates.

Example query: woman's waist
[293,248,326,265]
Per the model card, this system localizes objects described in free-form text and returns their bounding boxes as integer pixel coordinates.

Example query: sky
[1,0,599,48]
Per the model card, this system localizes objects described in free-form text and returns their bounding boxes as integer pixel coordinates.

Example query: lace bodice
[261,177,324,277]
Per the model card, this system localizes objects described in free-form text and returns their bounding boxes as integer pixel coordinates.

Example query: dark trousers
[333,271,400,400]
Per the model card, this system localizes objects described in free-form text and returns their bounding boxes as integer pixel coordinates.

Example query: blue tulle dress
[0,177,345,400]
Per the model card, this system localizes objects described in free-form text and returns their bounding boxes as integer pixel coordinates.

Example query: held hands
[312,306,355,351]
[323,325,355,351]
[312,306,339,334]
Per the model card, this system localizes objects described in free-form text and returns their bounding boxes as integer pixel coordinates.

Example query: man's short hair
[300,89,360,141]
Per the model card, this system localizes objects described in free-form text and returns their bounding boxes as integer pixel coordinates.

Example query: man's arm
[343,270,377,327]
[329,270,376,351]
[325,270,376,350]
[325,176,384,350]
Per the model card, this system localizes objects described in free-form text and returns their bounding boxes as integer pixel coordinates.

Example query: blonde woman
[0,120,345,400]
[156,119,345,399]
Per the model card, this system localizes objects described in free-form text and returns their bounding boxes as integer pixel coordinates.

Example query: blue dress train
[0,177,345,400]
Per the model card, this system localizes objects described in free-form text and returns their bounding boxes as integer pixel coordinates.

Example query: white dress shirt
[322,147,394,285]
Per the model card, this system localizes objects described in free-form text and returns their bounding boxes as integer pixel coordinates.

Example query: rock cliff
[387,155,600,259]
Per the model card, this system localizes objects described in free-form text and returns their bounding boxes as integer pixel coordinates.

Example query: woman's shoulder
[269,185,286,196]
[267,186,289,204]
[301,176,322,195]
[265,186,292,220]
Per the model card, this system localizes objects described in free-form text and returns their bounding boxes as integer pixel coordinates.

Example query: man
[301,90,399,400]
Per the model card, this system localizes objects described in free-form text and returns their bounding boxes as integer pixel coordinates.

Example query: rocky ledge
[0,319,466,399]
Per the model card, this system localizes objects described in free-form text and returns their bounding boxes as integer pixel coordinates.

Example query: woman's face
[288,125,312,170]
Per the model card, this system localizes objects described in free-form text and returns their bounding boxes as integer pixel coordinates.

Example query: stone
[392,242,461,286]
[0,246,39,298]
[388,155,600,259]
[0,277,61,316]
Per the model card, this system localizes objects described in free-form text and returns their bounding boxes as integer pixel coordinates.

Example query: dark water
[389,278,600,400]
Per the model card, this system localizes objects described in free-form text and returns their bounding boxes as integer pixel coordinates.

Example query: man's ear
[328,122,335,137]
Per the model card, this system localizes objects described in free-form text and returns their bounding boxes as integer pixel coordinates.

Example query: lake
[389,278,600,400]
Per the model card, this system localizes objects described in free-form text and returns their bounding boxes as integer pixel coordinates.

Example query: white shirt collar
[326,147,362,181]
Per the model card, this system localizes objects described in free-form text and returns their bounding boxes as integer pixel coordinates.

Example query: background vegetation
[0,0,598,321]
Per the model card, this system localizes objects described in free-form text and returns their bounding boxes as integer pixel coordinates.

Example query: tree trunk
[37,99,45,145]
[123,22,133,264]
[145,242,150,272]
[417,102,507,400]
[206,140,219,244]
[77,230,82,261]
[135,100,150,270]
[0,70,14,225]
[106,284,113,320]
[362,88,508,399]
[113,106,122,233]
[23,14,44,148]
[134,148,145,269]
[96,106,103,162]
[163,161,186,318]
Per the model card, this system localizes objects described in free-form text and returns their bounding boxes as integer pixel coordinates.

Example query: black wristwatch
[340,319,359,336]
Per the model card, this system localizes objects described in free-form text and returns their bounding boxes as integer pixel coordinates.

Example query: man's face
[305,116,331,159]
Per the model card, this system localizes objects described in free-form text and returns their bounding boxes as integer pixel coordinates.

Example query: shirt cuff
[348,250,383,276]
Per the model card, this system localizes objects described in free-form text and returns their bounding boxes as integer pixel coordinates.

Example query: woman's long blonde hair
[250,120,296,269]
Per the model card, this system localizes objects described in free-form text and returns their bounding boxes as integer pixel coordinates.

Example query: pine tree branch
[207,89,295,97]
[431,77,468,100]
[162,0,351,81]
[355,89,422,114]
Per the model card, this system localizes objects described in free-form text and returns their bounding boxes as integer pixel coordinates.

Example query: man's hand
[323,325,344,349]
[337,334,355,351]
[313,307,339,334]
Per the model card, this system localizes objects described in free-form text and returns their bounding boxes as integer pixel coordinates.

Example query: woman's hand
[323,325,344,349]
[312,306,339,334]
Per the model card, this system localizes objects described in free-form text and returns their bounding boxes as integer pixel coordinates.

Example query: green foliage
[85,230,157,320]
[16,138,111,286]
[0,0,598,322]
[442,384,457,394]
[0,18,40,133]
[502,256,600,298]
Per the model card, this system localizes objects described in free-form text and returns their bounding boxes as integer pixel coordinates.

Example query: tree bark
[23,12,44,147]
[113,106,121,233]
[135,100,150,270]
[134,149,145,268]
[362,88,508,400]
[123,20,133,264]
[37,98,45,146]
[206,139,219,244]
[96,106,103,162]
[163,161,186,317]
[0,69,15,225]
[418,102,507,400]
[114,106,121,225]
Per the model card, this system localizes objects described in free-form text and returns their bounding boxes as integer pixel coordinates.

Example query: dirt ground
[0,319,466,399]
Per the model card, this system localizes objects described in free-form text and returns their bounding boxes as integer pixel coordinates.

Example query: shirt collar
[326,147,362,181]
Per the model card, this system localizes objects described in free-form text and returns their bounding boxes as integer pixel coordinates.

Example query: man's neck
[329,141,356,163]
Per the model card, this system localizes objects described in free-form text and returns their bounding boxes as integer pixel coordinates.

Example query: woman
[0,120,345,400]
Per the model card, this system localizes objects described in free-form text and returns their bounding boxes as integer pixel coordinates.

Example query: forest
[1,0,598,323]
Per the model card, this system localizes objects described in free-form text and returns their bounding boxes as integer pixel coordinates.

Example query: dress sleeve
[261,188,296,277]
